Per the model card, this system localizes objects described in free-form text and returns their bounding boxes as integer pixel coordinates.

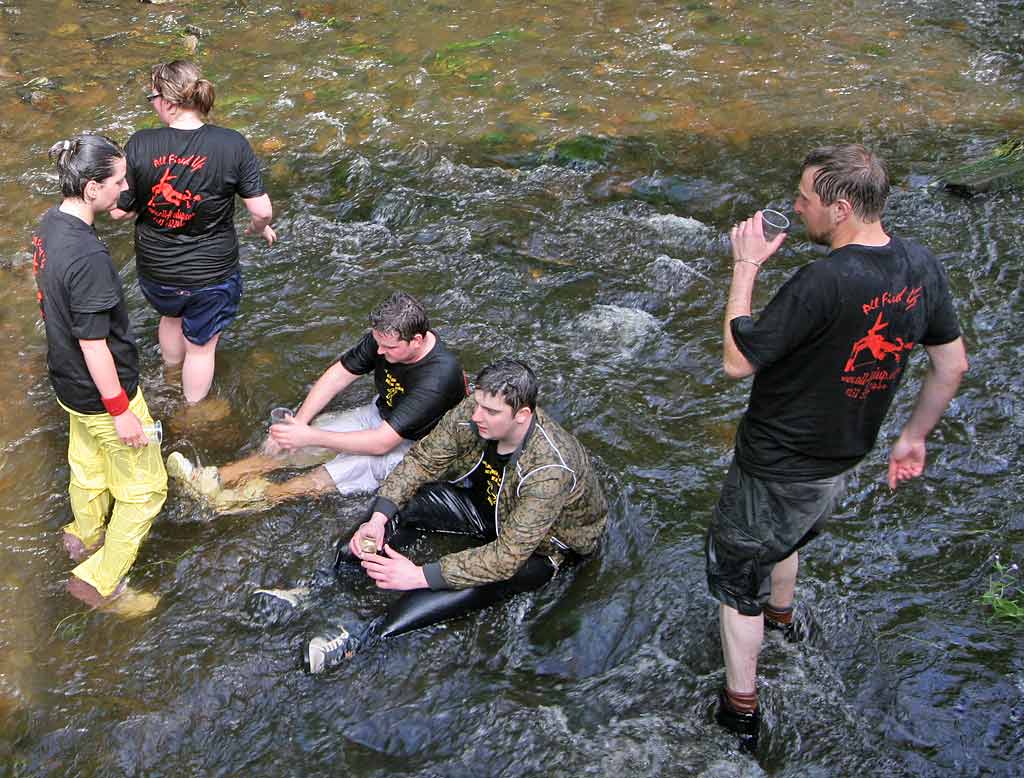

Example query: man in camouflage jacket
[350,358,608,591]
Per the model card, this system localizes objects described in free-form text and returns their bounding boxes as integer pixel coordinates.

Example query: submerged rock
[545,135,613,170]
[933,138,1024,196]
[615,172,730,210]
[646,255,711,293]
[16,77,66,110]
[576,304,661,356]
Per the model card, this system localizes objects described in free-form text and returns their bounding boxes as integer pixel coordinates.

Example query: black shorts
[705,459,846,616]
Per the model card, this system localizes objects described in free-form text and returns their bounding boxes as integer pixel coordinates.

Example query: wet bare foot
[65,577,161,617]
[67,575,126,609]
[176,396,232,426]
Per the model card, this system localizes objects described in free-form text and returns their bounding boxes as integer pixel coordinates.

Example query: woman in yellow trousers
[32,134,167,610]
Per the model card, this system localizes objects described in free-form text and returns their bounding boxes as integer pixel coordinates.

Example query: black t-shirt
[731,236,961,481]
[339,331,466,440]
[118,124,265,287]
[32,207,140,414]
[467,440,510,524]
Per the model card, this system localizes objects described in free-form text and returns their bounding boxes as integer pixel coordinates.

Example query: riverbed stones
[259,136,286,154]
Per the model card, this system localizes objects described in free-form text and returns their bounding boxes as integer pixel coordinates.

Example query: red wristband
[102,388,130,416]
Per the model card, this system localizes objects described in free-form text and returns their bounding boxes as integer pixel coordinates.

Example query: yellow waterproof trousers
[60,390,167,597]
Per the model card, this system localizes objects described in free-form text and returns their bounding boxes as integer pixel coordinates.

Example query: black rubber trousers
[334,482,556,639]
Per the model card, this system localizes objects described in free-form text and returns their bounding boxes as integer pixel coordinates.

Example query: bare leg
[768,550,799,611]
[182,333,220,403]
[263,465,336,503]
[219,452,287,486]
[158,316,186,366]
[720,602,763,695]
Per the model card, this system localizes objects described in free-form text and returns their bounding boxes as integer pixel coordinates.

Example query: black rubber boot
[715,689,760,754]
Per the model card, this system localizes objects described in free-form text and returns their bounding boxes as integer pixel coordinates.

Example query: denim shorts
[138,270,242,346]
[705,458,846,616]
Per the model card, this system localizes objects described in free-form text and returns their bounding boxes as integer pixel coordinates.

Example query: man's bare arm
[723,212,787,379]
[887,337,969,489]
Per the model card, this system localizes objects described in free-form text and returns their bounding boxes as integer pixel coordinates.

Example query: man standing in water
[301,358,608,673]
[708,145,968,750]
[166,292,466,511]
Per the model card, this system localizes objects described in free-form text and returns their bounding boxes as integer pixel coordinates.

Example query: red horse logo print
[844,312,914,372]
[148,168,202,209]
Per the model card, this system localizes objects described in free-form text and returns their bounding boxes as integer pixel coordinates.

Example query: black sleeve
[71,310,113,340]
[117,135,139,212]
[920,260,962,346]
[732,266,833,370]
[382,361,460,440]
[66,253,119,339]
[66,252,119,314]
[339,331,377,375]
[235,136,265,199]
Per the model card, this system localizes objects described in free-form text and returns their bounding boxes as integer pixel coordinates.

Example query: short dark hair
[47,134,124,199]
[802,144,889,221]
[475,358,538,413]
[369,292,430,341]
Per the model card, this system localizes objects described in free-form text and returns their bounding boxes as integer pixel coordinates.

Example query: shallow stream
[1,1,1022,776]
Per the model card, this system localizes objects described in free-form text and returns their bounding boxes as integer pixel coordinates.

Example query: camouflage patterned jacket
[370,397,608,590]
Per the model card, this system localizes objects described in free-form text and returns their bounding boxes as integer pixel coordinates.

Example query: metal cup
[761,209,790,240]
[142,420,162,446]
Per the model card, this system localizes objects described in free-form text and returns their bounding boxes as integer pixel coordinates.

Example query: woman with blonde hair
[113,60,276,403]
[33,134,167,610]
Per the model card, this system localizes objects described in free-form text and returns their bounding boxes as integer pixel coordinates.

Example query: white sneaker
[303,625,356,674]
[166,452,222,498]
[250,586,310,625]
[252,587,311,609]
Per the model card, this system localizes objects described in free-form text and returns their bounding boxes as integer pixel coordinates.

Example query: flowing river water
[1,1,1022,776]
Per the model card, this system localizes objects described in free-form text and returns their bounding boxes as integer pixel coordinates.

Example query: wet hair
[47,134,124,199]
[151,60,215,115]
[475,359,538,413]
[802,144,889,221]
[369,292,430,341]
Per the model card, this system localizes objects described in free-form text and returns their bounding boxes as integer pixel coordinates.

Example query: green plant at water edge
[981,558,1024,622]
[932,136,1024,194]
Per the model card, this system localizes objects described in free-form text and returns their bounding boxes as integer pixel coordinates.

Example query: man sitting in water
[297,358,608,674]
[166,292,466,512]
